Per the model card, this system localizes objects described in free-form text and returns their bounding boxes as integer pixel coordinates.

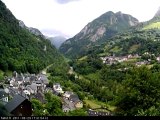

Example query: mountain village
[2,0,160,116]
[0,71,84,116]
[101,53,160,67]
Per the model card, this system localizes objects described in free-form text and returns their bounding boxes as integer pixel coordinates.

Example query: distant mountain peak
[116,11,122,15]
[48,36,67,49]
[60,11,139,58]
[18,20,45,38]
[154,7,160,18]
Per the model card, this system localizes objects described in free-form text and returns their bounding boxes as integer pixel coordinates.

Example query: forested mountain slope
[0,0,67,73]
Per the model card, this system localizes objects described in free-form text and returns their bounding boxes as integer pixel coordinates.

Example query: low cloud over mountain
[54,0,80,4]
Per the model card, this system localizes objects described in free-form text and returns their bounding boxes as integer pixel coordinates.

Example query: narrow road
[41,64,53,77]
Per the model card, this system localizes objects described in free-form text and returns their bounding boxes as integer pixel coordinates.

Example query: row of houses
[0,88,32,116]
[52,83,83,113]
[135,60,150,66]
[0,71,50,116]
[7,72,49,95]
[88,109,112,116]
[101,54,160,67]
[101,54,140,65]
[62,91,83,112]
[0,69,84,116]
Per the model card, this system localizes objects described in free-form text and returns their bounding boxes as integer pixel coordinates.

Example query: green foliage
[143,22,160,30]
[31,92,64,116]
[0,71,4,80]
[136,106,160,116]
[0,0,65,73]
[151,64,160,72]
[47,58,69,78]
[73,55,103,75]
[98,28,160,57]
[0,102,10,116]
[70,54,160,116]
[67,109,87,116]
[100,65,125,82]
[115,66,160,116]
[45,92,64,116]
[31,99,47,116]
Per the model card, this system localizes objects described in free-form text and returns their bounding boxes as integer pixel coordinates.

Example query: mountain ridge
[60,11,139,58]
[154,7,160,18]
[84,7,160,58]
[19,20,45,38]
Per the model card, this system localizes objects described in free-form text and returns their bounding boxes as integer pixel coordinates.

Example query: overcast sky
[2,0,160,38]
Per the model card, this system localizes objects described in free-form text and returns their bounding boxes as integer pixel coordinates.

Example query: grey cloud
[54,0,80,4]
[40,29,71,38]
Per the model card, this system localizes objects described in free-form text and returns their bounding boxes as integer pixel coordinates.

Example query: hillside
[59,11,139,58]
[0,0,67,74]
[19,20,45,38]
[67,8,160,116]
[92,11,160,57]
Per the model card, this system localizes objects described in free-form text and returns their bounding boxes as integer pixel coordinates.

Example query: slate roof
[0,89,7,98]
[62,104,71,111]
[63,98,75,110]
[9,88,19,97]
[23,82,30,87]
[34,92,45,103]
[15,75,23,81]
[39,74,48,83]
[69,94,80,103]
[11,81,18,87]
[24,77,30,82]
[30,76,37,81]
[13,71,17,77]
[55,86,59,89]
[20,91,29,100]
[35,80,42,84]
[5,94,27,113]
[27,84,37,91]
[54,83,60,86]
[65,91,74,95]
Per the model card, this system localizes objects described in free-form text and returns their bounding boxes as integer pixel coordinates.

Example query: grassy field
[143,22,160,30]
[110,46,122,53]
[84,72,100,81]
[147,64,154,69]
[84,99,101,109]
[129,44,140,53]
[79,56,88,61]
[84,99,116,112]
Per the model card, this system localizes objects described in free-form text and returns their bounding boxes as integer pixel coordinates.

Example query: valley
[1,0,160,117]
